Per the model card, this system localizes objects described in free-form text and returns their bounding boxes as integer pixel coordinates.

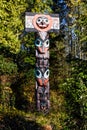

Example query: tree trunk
[0,75,12,109]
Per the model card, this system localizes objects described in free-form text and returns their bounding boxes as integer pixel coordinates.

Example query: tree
[61,1,87,129]
[0,0,29,53]
[0,0,34,111]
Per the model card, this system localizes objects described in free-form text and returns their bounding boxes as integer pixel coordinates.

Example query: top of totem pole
[25,12,60,32]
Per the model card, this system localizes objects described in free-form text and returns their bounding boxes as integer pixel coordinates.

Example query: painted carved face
[35,68,49,86]
[35,38,49,53]
[33,14,52,32]
[36,16,49,29]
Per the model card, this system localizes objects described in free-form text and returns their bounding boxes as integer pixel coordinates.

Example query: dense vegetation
[0,0,87,130]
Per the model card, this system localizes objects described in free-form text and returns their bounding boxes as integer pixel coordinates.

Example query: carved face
[33,14,52,32]
[37,99,50,111]
[35,38,49,53]
[35,68,49,86]
[40,100,50,111]
[37,87,49,99]
[36,87,50,111]
[36,17,49,29]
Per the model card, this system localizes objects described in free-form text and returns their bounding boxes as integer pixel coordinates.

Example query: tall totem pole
[25,12,59,112]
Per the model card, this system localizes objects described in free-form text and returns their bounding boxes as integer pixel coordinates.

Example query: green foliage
[62,60,87,129]
[32,0,53,13]
[0,0,28,53]
[0,55,17,75]
[0,108,41,130]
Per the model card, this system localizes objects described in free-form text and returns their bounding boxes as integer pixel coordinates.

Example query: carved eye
[36,69,42,78]
[44,39,50,48]
[44,69,49,79]
[35,39,42,47]
[36,17,42,24]
[44,18,49,24]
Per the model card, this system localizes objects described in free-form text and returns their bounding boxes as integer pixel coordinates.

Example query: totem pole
[25,12,59,112]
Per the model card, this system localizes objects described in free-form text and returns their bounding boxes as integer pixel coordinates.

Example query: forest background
[0,0,87,130]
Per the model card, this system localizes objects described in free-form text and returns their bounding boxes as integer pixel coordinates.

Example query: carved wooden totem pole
[25,12,59,112]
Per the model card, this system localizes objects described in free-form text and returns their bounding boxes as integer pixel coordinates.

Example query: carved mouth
[37,23,49,29]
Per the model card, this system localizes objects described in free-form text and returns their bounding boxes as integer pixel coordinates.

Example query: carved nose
[38,47,45,54]
[41,22,44,25]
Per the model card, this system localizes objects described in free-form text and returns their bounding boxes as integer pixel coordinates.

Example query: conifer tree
[0,0,29,53]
